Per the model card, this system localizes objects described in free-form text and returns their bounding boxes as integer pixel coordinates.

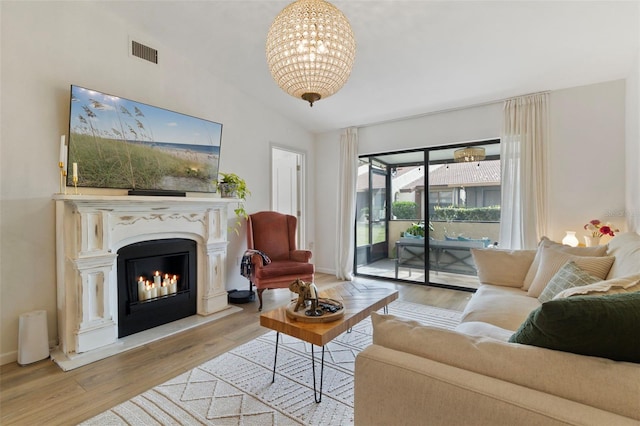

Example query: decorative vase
[562,231,579,247]
[219,183,238,198]
[584,235,601,247]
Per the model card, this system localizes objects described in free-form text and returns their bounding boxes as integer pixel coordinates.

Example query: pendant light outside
[266,0,356,107]
[453,147,486,163]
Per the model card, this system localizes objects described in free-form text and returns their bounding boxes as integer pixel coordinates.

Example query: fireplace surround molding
[53,194,238,359]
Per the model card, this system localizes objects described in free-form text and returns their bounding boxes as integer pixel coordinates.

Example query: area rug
[81,301,462,426]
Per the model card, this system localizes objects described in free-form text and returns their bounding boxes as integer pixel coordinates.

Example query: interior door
[272,146,304,247]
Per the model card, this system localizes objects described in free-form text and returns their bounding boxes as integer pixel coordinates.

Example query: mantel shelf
[52,193,240,205]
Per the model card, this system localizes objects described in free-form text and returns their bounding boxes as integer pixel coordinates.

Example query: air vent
[131,40,158,64]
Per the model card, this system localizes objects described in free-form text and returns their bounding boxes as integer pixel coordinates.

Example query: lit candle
[149,282,158,299]
[170,275,177,294]
[154,271,161,286]
[59,135,66,166]
[159,282,168,296]
[163,273,169,287]
[144,281,152,300]
[137,276,145,301]
[72,162,78,179]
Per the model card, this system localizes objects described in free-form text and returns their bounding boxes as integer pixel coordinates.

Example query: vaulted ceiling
[98,1,639,134]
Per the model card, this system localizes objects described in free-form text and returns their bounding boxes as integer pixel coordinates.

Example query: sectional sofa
[355,232,640,425]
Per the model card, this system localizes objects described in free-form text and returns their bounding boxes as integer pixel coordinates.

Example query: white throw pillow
[527,247,614,298]
[554,273,640,299]
[604,232,640,279]
[522,237,608,291]
[537,261,601,303]
[471,248,536,288]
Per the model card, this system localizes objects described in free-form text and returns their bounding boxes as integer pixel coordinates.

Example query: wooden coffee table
[260,283,398,402]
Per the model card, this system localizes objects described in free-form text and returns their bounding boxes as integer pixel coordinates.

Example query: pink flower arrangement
[584,219,619,237]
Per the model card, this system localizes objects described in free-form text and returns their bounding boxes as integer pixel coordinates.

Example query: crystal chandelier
[266,0,356,107]
[453,147,486,163]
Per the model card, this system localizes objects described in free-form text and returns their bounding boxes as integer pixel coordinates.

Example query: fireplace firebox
[117,238,197,337]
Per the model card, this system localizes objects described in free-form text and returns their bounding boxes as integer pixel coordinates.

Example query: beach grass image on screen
[67,85,222,193]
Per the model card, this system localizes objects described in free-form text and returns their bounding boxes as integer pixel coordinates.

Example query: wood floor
[0,273,471,425]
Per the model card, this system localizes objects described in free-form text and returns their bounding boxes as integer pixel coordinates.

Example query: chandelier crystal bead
[266,0,356,107]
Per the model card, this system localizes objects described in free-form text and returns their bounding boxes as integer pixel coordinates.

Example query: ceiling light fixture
[453,147,486,163]
[266,0,356,107]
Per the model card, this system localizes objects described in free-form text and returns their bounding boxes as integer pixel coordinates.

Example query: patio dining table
[395,238,486,278]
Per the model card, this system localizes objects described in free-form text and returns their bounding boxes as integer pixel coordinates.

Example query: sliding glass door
[427,143,501,289]
[354,141,501,291]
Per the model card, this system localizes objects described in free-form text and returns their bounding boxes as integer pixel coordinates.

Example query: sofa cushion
[455,321,513,341]
[471,248,536,288]
[605,232,640,279]
[527,247,614,298]
[554,273,640,299]
[509,292,640,363]
[460,285,540,331]
[371,312,640,420]
[253,259,314,279]
[537,261,601,303]
[522,237,608,291]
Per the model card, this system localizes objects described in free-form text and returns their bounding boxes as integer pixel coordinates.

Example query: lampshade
[453,147,486,163]
[266,0,356,107]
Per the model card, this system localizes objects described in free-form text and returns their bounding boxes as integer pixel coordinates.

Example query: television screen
[67,85,222,193]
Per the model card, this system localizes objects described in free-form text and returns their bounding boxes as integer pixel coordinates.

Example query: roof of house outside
[357,160,501,193]
[400,160,501,190]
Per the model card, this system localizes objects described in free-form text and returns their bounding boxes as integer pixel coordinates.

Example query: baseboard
[315,267,336,275]
[51,306,242,371]
[0,350,17,366]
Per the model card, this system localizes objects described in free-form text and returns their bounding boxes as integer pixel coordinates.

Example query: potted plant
[402,221,434,238]
[216,172,250,235]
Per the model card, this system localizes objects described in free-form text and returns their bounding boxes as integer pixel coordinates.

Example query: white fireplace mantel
[53,194,238,360]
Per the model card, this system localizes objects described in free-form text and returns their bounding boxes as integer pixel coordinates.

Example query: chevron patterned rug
[81,301,462,426]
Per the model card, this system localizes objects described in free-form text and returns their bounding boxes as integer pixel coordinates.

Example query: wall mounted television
[67,85,222,194]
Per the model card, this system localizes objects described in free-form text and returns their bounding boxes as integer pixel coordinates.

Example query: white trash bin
[18,310,49,365]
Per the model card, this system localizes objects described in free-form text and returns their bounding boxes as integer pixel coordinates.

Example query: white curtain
[499,93,549,249]
[335,127,358,280]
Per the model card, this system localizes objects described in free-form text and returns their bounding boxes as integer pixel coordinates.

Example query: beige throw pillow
[553,274,640,299]
[527,247,615,298]
[522,237,608,291]
[471,248,536,287]
[537,261,601,303]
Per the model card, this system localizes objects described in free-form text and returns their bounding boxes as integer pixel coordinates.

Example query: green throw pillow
[509,292,640,363]
[538,260,601,303]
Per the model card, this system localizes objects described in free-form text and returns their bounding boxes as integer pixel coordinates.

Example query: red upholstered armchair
[246,211,314,310]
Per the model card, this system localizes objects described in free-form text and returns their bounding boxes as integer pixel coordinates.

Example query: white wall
[0,2,314,364]
[548,80,627,242]
[358,103,503,155]
[314,80,629,274]
[626,38,640,232]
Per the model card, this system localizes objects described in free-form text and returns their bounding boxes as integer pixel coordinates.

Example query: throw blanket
[240,249,271,278]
